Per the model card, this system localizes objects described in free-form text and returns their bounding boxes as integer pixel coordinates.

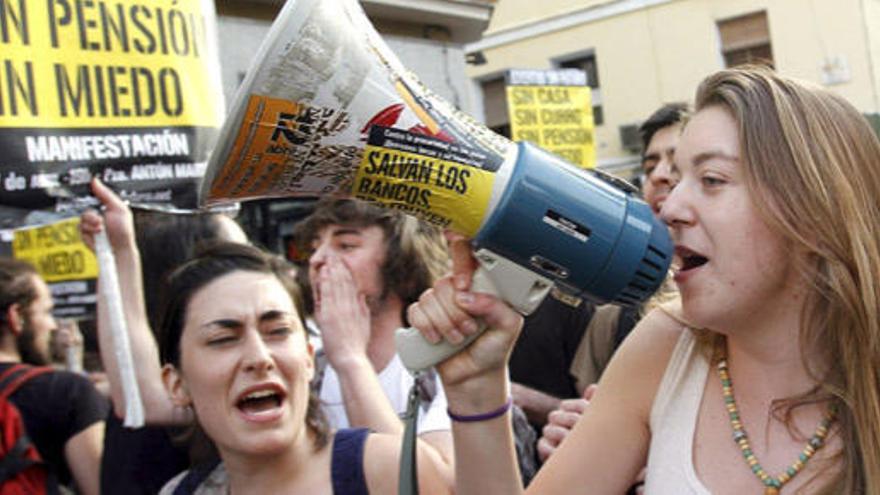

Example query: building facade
[466,0,880,175]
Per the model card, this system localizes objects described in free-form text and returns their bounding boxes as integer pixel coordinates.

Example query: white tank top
[644,329,713,494]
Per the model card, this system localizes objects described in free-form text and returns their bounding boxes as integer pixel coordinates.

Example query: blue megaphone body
[396,142,673,371]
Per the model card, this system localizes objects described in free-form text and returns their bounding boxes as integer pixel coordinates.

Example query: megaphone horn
[201,0,673,371]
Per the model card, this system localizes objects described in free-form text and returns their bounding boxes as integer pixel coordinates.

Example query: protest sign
[0,0,224,213]
[506,68,595,169]
[9,217,98,319]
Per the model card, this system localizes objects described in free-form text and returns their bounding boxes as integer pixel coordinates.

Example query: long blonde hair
[694,66,880,493]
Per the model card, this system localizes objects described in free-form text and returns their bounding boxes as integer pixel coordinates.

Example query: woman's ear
[162,363,191,407]
[305,340,315,382]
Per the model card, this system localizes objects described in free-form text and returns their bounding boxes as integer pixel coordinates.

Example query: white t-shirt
[319,353,451,435]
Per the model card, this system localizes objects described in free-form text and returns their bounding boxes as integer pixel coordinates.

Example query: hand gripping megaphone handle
[396,249,554,372]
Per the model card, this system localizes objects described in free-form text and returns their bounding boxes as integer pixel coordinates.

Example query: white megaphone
[201,0,672,372]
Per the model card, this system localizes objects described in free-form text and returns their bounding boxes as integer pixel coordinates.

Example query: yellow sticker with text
[204,94,356,204]
[353,127,496,237]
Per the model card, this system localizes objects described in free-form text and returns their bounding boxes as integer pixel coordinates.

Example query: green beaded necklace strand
[717,356,837,495]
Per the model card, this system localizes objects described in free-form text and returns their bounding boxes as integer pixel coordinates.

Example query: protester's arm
[409,237,683,495]
[526,308,681,494]
[313,252,403,433]
[330,355,457,472]
[364,432,454,494]
[408,272,524,495]
[64,421,104,495]
[314,252,456,473]
[80,179,190,424]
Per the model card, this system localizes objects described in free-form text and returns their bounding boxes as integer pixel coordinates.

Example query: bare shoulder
[363,431,398,463]
[360,433,398,494]
[363,433,452,495]
[630,305,688,350]
[595,307,686,417]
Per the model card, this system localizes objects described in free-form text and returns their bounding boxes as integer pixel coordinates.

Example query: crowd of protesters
[1,64,879,495]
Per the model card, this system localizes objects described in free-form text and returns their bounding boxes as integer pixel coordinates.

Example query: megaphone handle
[395,266,496,372]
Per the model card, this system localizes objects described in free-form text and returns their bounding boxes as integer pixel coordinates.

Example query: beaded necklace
[717,355,837,495]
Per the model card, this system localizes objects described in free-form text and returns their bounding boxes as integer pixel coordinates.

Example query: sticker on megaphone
[201,0,513,239]
[353,125,497,236]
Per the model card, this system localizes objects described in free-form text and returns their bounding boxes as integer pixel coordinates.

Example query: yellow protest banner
[0,0,222,129]
[11,217,98,283]
[506,69,596,169]
[1,0,224,213]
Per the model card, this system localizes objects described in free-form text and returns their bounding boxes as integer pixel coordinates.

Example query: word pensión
[1,0,207,57]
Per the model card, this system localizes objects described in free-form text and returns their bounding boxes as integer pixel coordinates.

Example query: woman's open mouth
[235,384,287,422]
[673,245,709,281]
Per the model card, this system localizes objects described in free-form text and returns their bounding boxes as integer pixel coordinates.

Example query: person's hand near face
[310,252,372,370]
[307,223,395,369]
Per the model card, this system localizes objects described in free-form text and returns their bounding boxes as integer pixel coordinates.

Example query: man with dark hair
[293,198,454,476]
[637,102,689,214]
[0,258,107,494]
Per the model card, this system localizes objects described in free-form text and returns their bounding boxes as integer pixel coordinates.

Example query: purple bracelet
[447,397,513,423]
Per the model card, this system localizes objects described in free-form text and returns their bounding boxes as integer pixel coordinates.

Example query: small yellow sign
[506,85,595,169]
[12,218,99,282]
